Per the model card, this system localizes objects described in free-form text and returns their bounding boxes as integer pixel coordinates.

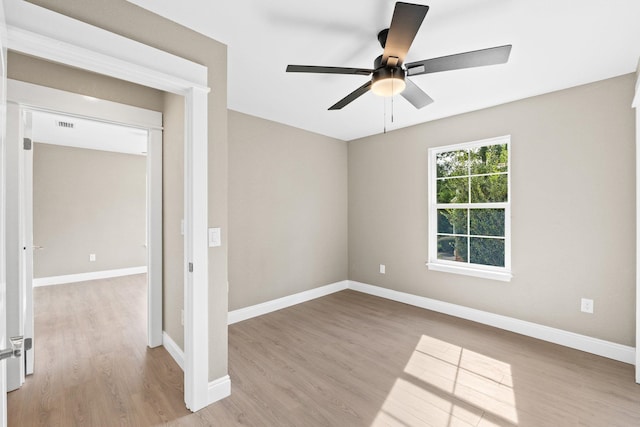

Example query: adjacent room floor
[8,275,640,426]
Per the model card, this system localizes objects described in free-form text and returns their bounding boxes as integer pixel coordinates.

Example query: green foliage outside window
[435,143,508,267]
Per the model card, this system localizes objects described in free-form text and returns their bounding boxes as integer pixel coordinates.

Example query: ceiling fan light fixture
[371,67,406,97]
[372,77,406,97]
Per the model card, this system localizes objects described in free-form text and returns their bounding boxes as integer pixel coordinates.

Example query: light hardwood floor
[8,275,640,426]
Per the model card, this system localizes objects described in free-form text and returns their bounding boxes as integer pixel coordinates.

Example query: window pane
[470,144,508,174]
[437,209,467,234]
[436,150,468,178]
[437,235,468,262]
[470,174,508,203]
[437,177,469,203]
[469,209,504,237]
[470,238,505,267]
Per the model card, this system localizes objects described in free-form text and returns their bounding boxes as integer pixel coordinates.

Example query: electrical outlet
[379,264,386,274]
[580,298,594,314]
[89,253,96,262]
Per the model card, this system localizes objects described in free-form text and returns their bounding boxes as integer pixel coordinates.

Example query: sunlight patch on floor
[372,335,518,427]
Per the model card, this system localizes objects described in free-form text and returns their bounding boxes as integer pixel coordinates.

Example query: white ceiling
[126,0,640,141]
[32,110,148,155]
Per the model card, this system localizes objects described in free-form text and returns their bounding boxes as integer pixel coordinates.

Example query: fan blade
[286,65,373,76]
[405,45,512,76]
[329,81,372,110]
[382,2,429,66]
[401,78,433,109]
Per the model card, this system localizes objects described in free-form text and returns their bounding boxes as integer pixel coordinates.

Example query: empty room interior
[3,0,640,426]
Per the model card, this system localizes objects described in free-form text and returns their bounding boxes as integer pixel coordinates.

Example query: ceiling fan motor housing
[372,55,406,96]
[372,64,406,84]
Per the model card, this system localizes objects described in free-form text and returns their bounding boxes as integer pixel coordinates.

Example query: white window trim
[427,135,512,282]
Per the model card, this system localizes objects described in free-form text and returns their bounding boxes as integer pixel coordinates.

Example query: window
[427,136,511,281]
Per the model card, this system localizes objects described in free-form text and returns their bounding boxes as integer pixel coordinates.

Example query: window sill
[426,262,512,282]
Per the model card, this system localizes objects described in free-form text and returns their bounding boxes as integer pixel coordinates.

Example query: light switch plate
[209,228,221,247]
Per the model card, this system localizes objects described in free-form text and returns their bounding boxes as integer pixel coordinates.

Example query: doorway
[3,0,218,413]
[6,80,164,391]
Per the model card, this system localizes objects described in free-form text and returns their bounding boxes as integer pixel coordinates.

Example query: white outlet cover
[89,253,96,262]
[379,264,386,274]
[581,298,594,314]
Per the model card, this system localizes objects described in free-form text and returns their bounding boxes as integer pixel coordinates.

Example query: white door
[0,0,11,424]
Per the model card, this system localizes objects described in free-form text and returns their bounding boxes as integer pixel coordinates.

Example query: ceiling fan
[286,2,512,110]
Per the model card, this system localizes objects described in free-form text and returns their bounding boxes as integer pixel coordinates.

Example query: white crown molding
[32,266,147,287]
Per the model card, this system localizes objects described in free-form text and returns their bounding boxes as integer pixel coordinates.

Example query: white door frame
[634,58,640,380]
[3,100,22,392]
[4,0,213,412]
[6,79,165,376]
[0,0,9,424]
[19,109,32,376]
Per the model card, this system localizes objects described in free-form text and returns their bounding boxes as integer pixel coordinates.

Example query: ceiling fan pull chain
[383,96,387,134]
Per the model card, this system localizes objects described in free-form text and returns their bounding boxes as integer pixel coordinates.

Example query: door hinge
[23,138,32,150]
[188,262,193,273]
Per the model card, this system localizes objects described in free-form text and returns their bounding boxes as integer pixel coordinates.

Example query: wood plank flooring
[8,275,188,426]
[8,275,640,426]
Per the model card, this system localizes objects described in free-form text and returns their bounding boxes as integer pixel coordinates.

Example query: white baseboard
[208,375,231,405]
[163,334,231,406]
[228,280,349,324]
[348,280,635,365]
[162,331,184,371]
[226,279,634,365]
[33,266,147,287]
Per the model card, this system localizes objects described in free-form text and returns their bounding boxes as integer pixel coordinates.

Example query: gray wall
[33,143,146,278]
[229,111,348,310]
[349,73,636,346]
[28,0,230,380]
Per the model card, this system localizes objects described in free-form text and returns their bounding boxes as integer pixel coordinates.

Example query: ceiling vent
[56,120,75,129]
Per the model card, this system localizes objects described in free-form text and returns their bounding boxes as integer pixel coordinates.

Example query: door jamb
[0,0,8,424]
[633,59,639,381]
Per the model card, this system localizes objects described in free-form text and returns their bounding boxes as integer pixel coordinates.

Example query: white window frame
[427,135,512,282]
